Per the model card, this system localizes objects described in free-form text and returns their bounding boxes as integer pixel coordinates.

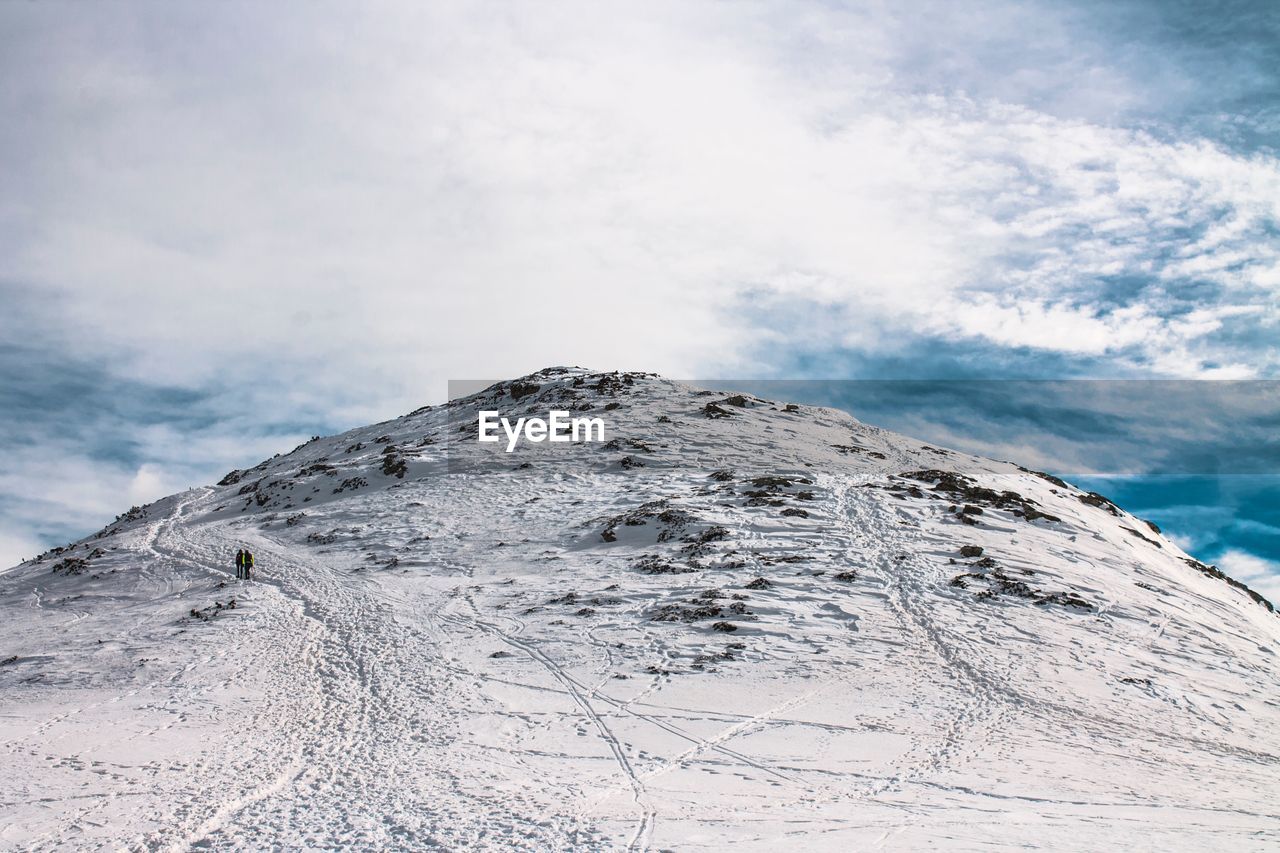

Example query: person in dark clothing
[244,550,255,581]
[235,549,245,580]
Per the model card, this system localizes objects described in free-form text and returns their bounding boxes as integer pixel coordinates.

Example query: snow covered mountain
[3,367,1278,851]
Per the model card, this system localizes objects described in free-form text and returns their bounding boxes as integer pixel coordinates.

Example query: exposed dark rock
[651,603,723,622]
[1017,466,1069,489]
[598,500,696,543]
[634,555,694,575]
[1036,591,1094,610]
[901,469,1061,523]
[1122,526,1161,547]
[381,455,408,478]
[334,476,368,494]
[1079,491,1121,515]
[680,525,730,556]
[114,506,148,523]
[51,557,89,575]
[509,381,540,400]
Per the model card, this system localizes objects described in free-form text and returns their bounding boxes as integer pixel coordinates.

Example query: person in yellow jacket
[243,550,255,581]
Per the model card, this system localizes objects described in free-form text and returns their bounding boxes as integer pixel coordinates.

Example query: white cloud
[1,0,1276,408]
[0,525,47,573]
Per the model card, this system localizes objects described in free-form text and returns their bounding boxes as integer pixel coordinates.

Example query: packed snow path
[2,370,1278,850]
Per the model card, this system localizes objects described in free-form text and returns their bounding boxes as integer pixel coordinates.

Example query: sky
[1,0,1277,578]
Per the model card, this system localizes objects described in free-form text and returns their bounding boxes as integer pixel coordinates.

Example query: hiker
[235,549,245,580]
[244,550,255,581]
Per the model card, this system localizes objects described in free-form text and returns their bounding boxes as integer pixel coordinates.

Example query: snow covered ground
[2,368,1278,850]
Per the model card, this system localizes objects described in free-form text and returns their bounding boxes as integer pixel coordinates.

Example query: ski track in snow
[2,368,1279,851]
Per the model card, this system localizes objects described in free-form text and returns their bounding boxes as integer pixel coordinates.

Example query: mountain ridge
[2,367,1277,850]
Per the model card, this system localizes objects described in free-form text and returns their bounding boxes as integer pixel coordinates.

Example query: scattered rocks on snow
[1078,491,1121,515]
[598,500,696,543]
[333,476,369,495]
[898,470,1061,523]
[1122,526,1162,548]
[650,603,723,623]
[1184,557,1276,613]
[633,554,695,575]
[951,565,1093,612]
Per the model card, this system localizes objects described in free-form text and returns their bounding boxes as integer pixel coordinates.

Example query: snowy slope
[2,367,1278,851]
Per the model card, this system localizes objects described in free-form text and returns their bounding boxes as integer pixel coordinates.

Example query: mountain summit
[3,368,1277,850]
